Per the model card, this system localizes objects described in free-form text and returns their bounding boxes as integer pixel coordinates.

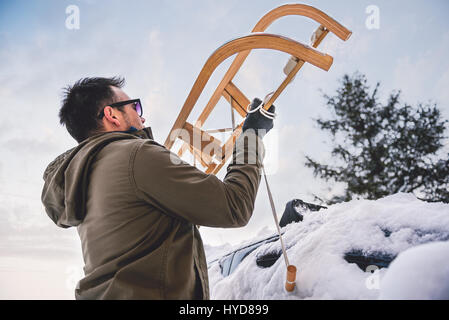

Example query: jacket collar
[136,127,154,140]
[89,126,154,142]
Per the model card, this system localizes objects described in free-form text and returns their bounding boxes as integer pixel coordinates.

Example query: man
[41,77,275,299]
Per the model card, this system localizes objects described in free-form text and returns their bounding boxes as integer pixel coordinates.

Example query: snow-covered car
[208,199,395,278]
[205,194,449,299]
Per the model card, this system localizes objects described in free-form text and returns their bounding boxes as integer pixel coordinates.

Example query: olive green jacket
[41,127,264,299]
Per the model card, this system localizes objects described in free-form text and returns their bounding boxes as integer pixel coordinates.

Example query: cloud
[0,193,81,262]
[434,67,449,124]
[393,32,449,108]
[0,255,82,299]
[2,137,60,155]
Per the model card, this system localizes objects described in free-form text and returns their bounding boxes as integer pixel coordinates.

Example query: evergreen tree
[306,73,449,204]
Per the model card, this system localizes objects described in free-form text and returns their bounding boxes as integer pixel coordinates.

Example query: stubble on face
[110,86,145,130]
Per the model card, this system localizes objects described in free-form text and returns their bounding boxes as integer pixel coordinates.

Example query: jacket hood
[41,127,154,228]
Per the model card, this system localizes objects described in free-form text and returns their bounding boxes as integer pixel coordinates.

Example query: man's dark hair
[59,76,125,143]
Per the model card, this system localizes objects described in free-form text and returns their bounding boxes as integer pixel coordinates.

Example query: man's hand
[242,98,276,138]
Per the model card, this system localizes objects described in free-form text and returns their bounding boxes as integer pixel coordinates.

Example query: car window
[219,253,234,276]
[344,250,396,271]
[228,243,260,275]
[218,234,281,277]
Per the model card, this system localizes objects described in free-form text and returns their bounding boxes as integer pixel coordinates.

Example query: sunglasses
[98,99,143,119]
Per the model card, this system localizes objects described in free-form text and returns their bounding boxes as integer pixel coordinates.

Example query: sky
[0,0,448,299]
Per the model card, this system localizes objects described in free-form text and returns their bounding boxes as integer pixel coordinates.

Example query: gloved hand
[242,98,276,138]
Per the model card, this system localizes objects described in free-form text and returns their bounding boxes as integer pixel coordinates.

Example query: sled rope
[261,165,289,267]
[230,96,236,130]
[261,164,297,292]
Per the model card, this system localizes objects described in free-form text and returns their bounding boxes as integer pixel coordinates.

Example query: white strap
[260,107,276,120]
[246,95,277,120]
[246,102,260,114]
[263,91,275,105]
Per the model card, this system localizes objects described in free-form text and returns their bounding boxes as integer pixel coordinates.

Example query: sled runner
[164,4,352,174]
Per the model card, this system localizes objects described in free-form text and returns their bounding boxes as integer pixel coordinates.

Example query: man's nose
[141,117,146,124]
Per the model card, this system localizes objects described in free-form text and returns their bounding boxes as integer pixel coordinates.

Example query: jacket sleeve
[131,131,265,228]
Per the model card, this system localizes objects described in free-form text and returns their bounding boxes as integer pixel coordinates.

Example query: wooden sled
[164,4,352,175]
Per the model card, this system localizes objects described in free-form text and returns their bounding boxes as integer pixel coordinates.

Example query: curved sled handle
[164,33,333,149]
[213,33,332,71]
[253,4,352,41]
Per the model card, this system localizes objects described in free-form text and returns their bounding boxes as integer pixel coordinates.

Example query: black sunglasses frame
[98,99,143,119]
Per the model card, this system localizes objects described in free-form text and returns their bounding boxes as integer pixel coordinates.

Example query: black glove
[242,98,275,138]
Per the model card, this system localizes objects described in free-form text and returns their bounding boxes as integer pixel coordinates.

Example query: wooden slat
[178,124,235,159]
[205,162,218,174]
[182,121,223,161]
[205,128,234,133]
[177,138,190,158]
[262,26,330,112]
[223,81,250,117]
[176,130,212,166]
[222,90,247,118]
[206,121,244,174]
[192,53,249,131]
[188,144,210,167]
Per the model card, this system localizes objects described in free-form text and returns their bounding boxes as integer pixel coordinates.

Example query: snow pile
[379,241,449,299]
[205,193,449,299]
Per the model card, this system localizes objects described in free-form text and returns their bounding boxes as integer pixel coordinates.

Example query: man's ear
[103,106,121,128]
